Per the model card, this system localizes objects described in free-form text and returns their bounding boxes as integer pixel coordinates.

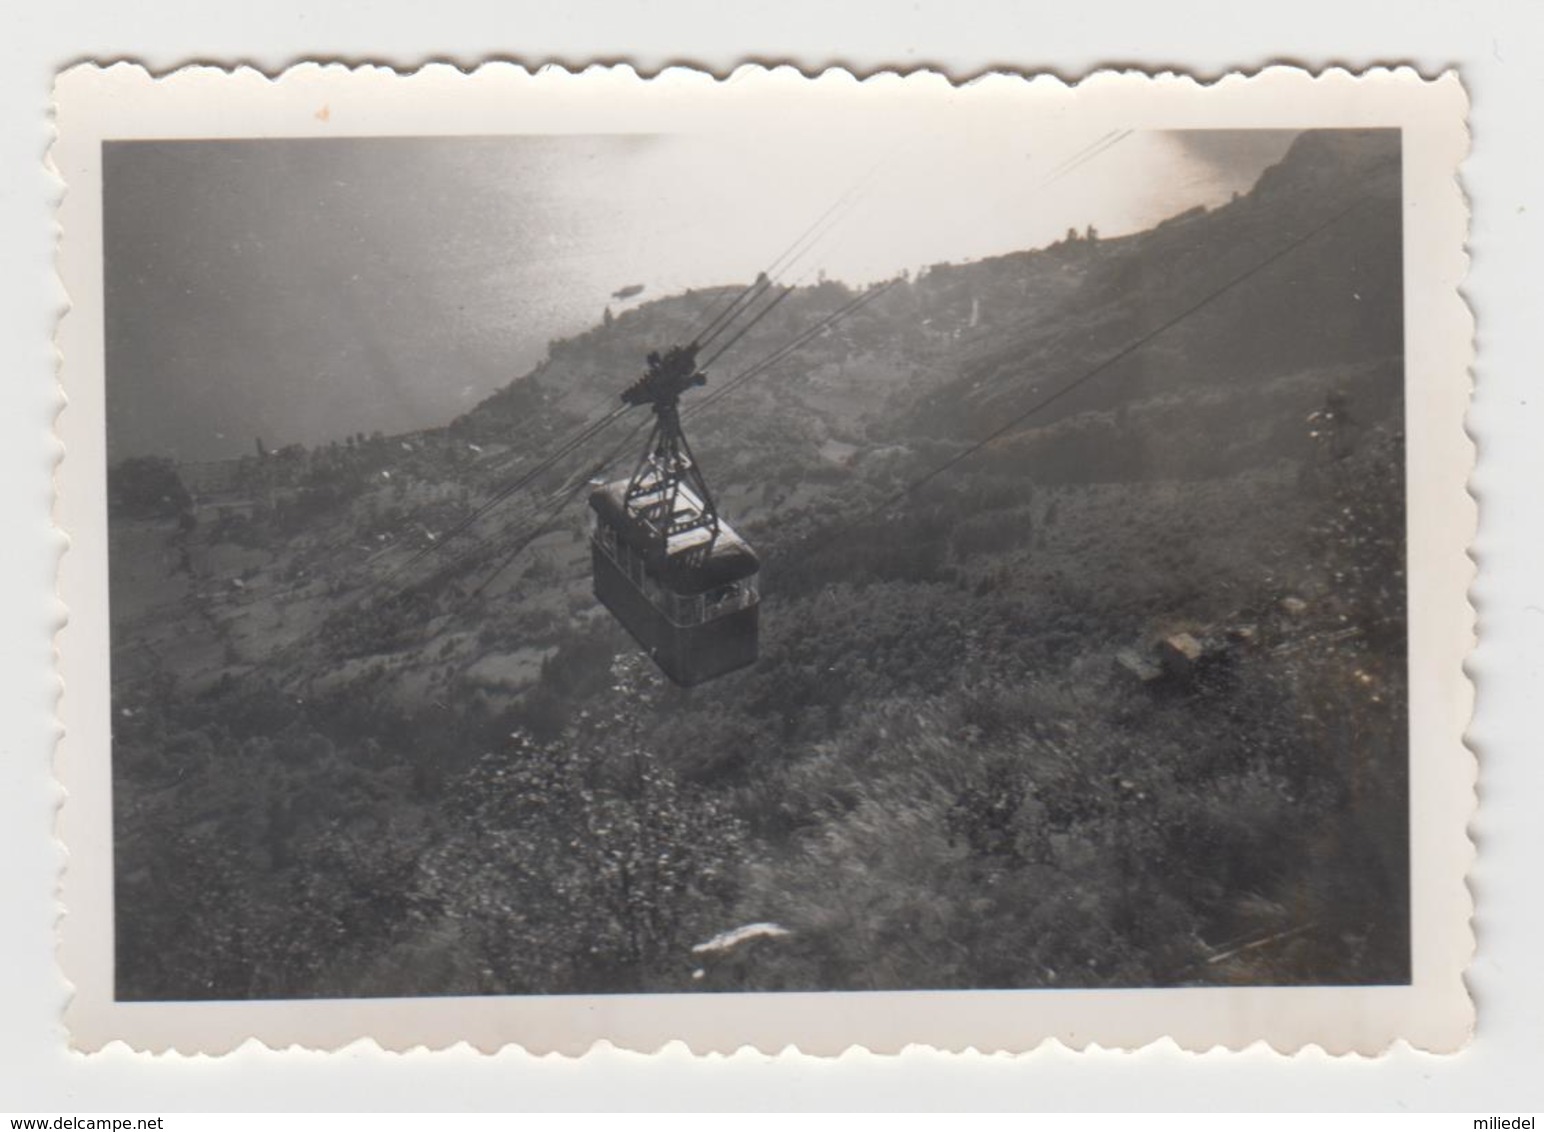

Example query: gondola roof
[588,480,759,593]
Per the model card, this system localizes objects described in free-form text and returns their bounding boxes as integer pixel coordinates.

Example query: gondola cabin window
[581,342,763,686]
[588,480,760,686]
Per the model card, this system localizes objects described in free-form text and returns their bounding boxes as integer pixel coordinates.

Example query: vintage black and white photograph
[55,64,1473,1053]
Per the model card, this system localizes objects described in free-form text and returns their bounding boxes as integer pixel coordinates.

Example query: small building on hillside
[1115,646,1164,686]
[1116,628,1244,690]
[1161,632,1206,679]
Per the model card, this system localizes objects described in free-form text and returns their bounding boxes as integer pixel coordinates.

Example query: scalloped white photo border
[51,61,1474,1056]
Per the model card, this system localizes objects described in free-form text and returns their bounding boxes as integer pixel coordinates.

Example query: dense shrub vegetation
[108,130,1411,998]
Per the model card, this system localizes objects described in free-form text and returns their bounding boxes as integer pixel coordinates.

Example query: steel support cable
[296,481,554,666]
[1032,129,1133,192]
[431,404,629,539]
[690,168,871,344]
[1038,129,1133,189]
[247,180,1374,688]
[373,402,634,591]
[447,283,903,650]
[231,133,1149,683]
[693,244,812,352]
[555,287,896,529]
[693,285,895,419]
[249,133,1122,595]
[524,277,873,524]
[459,416,653,605]
[269,276,866,661]
[1060,128,1130,175]
[698,284,799,370]
[766,160,885,277]
[956,130,1136,350]
[1034,130,1120,181]
[690,149,893,348]
[875,187,1383,516]
[693,194,857,355]
[291,442,522,575]
[699,248,840,367]
[688,281,899,422]
[377,466,576,605]
[216,173,888,685]
[292,343,646,575]
[232,402,635,696]
[698,206,905,378]
[773,130,1133,380]
[692,276,774,352]
[375,421,648,666]
[323,419,643,667]
[284,400,633,607]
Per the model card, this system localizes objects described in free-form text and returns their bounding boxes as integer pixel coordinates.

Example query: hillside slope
[107,129,1409,999]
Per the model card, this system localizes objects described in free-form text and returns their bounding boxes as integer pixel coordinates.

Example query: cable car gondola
[588,343,760,687]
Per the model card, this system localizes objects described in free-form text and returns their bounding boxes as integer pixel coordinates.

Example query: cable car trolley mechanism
[588,343,761,686]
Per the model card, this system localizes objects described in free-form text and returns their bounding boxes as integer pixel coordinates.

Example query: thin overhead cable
[375,403,633,590]
[700,131,1130,363]
[1033,129,1133,191]
[699,285,798,370]
[236,129,1151,681]
[258,211,888,668]
[451,284,901,606]
[693,275,774,351]
[690,282,898,421]
[461,417,652,604]
[690,147,893,348]
[1032,130,1117,182]
[877,186,1383,514]
[693,199,849,354]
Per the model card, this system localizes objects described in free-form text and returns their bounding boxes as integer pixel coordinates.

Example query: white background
[2,0,1540,1112]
